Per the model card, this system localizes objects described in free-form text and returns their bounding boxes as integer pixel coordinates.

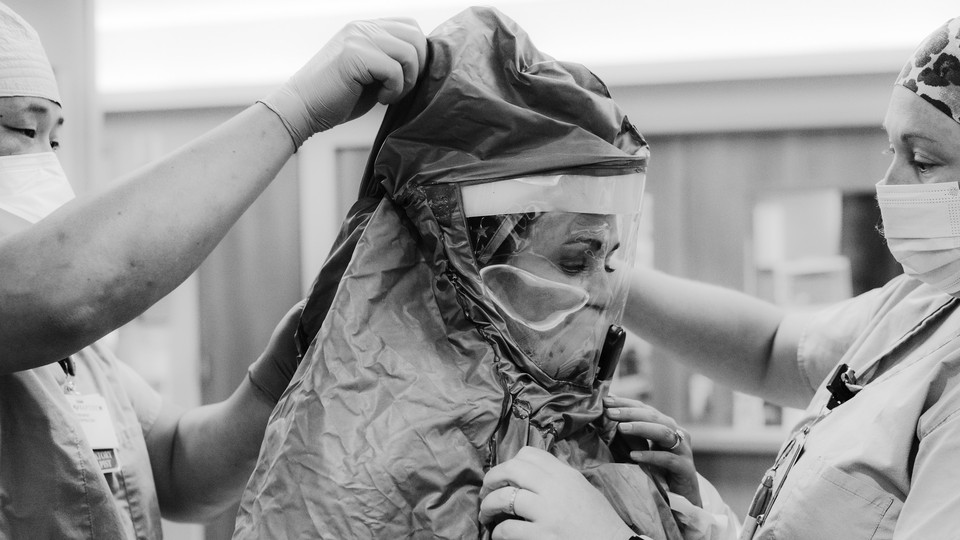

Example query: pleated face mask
[876,179,960,294]
[0,151,73,224]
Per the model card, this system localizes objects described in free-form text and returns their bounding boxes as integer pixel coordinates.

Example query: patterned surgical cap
[896,17,960,125]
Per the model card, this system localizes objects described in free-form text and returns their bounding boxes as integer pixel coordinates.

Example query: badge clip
[826,363,861,410]
[59,357,78,395]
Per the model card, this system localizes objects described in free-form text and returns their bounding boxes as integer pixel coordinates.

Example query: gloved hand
[247,300,306,403]
[261,17,427,149]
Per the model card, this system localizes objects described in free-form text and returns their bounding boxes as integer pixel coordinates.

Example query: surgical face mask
[876,180,960,295]
[0,152,73,224]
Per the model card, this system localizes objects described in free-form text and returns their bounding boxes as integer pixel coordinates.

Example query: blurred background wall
[20,1,960,538]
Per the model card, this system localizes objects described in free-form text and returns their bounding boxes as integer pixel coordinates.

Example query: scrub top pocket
[763,456,899,540]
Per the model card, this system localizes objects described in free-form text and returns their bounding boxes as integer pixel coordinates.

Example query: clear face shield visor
[463,172,645,379]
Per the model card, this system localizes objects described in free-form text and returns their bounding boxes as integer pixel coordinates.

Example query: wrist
[257,99,301,151]
[257,84,322,150]
[246,350,296,404]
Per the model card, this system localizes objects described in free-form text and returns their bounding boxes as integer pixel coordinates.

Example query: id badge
[65,393,122,473]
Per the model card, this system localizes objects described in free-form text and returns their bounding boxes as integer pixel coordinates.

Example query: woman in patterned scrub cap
[481,15,960,540]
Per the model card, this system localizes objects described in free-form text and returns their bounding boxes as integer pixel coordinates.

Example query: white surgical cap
[0,2,60,105]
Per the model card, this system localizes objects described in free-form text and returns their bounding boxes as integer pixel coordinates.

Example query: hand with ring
[604,395,702,507]
[479,446,637,540]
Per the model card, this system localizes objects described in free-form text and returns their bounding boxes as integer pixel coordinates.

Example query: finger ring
[668,429,684,451]
[507,487,519,515]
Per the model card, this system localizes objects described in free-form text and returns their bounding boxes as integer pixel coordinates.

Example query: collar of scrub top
[827,294,959,409]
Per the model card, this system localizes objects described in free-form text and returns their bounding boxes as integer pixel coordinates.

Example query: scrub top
[0,342,164,539]
[754,274,960,539]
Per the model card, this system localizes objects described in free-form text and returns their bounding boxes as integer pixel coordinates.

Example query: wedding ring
[668,429,684,451]
[507,487,519,515]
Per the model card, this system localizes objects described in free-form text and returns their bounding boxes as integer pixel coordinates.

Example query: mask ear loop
[476,213,524,266]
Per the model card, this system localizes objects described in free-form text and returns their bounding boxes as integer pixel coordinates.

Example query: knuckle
[340,34,368,54]
[478,493,493,511]
[346,19,377,33]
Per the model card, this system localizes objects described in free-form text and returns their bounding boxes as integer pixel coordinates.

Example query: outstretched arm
[0,18,427,374]
[623,267,814,408]
[0,104,290,375]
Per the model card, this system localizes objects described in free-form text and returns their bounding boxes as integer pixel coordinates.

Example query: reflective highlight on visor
[480,264,589,331]
[461,172,645,217]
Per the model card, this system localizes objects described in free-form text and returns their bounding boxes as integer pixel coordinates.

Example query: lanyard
[738,402,830,540]
[58,357,77,394]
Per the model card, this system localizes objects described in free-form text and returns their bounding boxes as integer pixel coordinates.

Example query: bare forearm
[161,379,274,522]
[0,104,292,373]
[624,267,806,403]
[152,303,300,522]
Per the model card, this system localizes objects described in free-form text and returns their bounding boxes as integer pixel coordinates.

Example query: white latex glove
[261,17,427,149]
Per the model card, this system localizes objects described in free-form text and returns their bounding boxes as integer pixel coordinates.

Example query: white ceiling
[95,0,960,97]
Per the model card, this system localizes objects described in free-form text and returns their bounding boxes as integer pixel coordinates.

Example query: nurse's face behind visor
[465,172,644,381]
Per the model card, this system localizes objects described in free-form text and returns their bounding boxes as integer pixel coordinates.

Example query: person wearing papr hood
[236,7,736,540]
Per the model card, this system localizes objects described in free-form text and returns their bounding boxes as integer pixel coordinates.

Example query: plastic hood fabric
[235,7,681,539]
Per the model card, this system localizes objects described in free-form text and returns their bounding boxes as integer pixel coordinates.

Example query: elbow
[0,286,117,372]
[0,235,162,368]
[52,262,162,340]
[21,280,135,362]
[46,292,121,349]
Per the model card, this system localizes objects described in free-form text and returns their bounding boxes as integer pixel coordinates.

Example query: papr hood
[238,7,679,540]
[368,5,647,197]
[297,5,648,351]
